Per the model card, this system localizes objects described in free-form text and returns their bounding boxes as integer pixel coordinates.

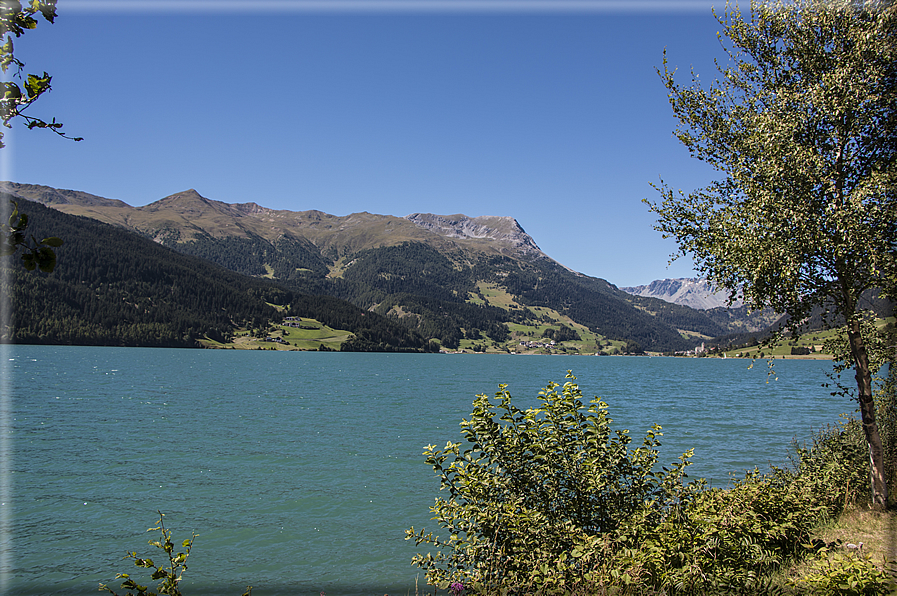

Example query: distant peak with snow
[621,278,741,310]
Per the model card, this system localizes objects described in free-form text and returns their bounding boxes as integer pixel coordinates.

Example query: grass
[812,507,897,567]
[453,288,626,355]
[271,322,352,350]
[450,308,624,355]
[200,318,354,350]
[720,327,840,359]
[772,506,897,593]
[718,317,895,360]
[475,281,523,309]
[325,256,354,279]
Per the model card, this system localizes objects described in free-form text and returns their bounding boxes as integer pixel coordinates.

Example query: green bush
[789,415,871,514]
[408,371,894,595]
[823,321,897,507]
[611,467,832,594]
[406,371,701,594]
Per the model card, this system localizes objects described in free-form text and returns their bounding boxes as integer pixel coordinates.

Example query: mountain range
[1,182,779,353]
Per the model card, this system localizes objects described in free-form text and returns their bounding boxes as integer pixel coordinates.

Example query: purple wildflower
[449,581,464,596]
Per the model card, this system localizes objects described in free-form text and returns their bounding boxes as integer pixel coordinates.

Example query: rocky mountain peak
[231,202,269,215]
[404,213,543,256]
[621,278,741,310]
[148,190,272,220]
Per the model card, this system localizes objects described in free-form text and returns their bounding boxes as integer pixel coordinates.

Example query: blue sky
[3,0,733,287]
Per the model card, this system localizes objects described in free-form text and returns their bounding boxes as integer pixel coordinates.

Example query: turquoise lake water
[4,346,852,595]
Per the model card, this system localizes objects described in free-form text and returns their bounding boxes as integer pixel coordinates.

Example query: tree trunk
[846,318,889,509]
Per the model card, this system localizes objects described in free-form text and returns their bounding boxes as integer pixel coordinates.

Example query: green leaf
[151,568,168,580]
[24,71,50,99]
[1,1,23,17]
[21,252,35,270]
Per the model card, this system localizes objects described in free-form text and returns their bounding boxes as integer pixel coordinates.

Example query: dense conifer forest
[2,198,434,351]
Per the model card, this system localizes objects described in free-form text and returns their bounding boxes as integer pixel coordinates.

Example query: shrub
[789,415,871,514]
[612,467,831,594]
[406,371,701,594]
[790,359,897,510]
[408,371,891,595]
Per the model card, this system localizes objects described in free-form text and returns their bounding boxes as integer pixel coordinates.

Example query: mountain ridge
[405,212,543,256]
[3,181,751,352]
[1,183,548,262]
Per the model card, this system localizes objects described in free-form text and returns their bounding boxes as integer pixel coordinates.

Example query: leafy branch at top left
[0,0,79,272]
[0,0,81,148]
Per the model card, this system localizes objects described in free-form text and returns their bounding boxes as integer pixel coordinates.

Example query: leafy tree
[541,323,580,343]
[1,0,78,270]
[648,0,896,507]
[0,0,79,147]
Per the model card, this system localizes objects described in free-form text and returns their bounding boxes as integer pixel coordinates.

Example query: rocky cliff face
[621,278,741,310]
[404,213,544,256]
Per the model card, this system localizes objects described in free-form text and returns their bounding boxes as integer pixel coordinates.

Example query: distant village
[518,339,557,349]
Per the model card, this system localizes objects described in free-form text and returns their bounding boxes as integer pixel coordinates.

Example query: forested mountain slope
[2,198,434,351]
[3,182,743,352]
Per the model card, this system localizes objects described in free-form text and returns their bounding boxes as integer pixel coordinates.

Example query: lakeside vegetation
[404,369,897,595]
